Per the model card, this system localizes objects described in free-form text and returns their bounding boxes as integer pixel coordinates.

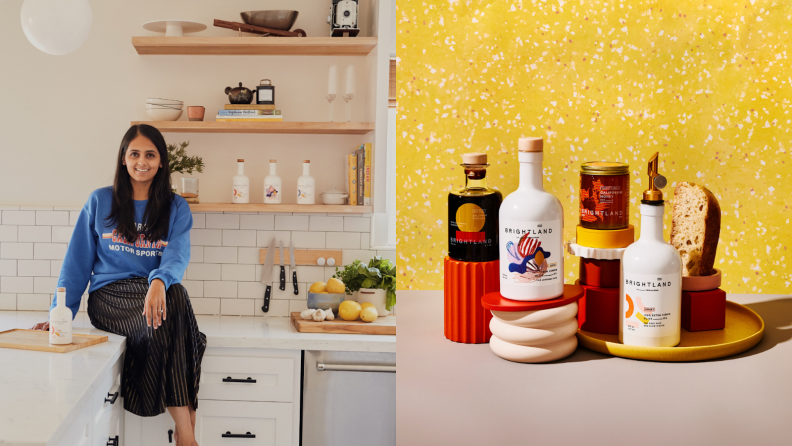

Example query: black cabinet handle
[168,429,173,443]
[222,431,256,438]
[106,436,119,446]
[223,376,257,383]
[104,391,119,404]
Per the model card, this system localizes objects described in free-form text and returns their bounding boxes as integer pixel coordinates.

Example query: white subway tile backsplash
[295,266,325,284]
[343,250,376,265]
[221,264,255,282]
[221,299,253,316]
[0,226,17,242]
[288,300,308,314]
[309,216,344,232]
[1,277,33,293]
[256,231,291,247]
[36,211,69,226]
[18,226,51,243]
[377,250,397,263]
[237,247,261,264]
[53,206,81,211]
[326,232,361,250]
[237,281,264,299]
[291,231,325,249]
[16,294,51,311]
[192,213,205,229]
[204,281,238,298]
[206,213,239,229]
[51,226,74,243]
[20,206,53,211]
[255,265,284,283]
[204,247,238,264]
[190,229,222,246]
[274,215,309,231]
[17,260,51,277]
[189,246,204,263]
[1,243,33,260]
[273,282,305,300]
[361,233,370,250]
[0,294,15,310]
[181,280,204,298]
[0,260,16,276]
[324,267,338,281]
[0,206,20,211]
[34,276,58,294]
[255,298,289,317]
[2,211,35,226]
[190,298,220,315]
[50,260,63,277]
[222,230,257,247]
[344,217,371,232]
[34,243,67,260]
[240,214,275,230]
[69,211,80,226]
[187,263,221,281]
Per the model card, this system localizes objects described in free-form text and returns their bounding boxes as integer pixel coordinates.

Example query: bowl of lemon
[306,278,347,313]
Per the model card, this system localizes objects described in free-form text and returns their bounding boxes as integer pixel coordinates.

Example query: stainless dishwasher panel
[302,350,396,446]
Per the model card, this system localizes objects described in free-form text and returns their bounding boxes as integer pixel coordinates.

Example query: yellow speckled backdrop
[397,0,792,293]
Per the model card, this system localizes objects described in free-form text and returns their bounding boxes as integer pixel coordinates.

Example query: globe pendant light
[21,0,93,56]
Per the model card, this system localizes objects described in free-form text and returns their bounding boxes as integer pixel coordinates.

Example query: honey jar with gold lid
[579,161,629,230]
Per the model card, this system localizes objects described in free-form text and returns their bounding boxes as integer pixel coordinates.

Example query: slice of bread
[670,182,721,276]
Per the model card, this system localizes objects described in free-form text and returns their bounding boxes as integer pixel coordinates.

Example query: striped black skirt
[87,277,207,417]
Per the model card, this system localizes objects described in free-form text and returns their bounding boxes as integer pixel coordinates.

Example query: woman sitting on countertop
[31,124,206,446]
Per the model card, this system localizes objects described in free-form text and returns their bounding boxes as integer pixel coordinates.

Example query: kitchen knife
[278,239,286,291]
[290,239,298,295]
[261,237,276,313]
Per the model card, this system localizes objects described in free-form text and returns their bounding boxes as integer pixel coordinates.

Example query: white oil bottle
[49,287,72,344]
[232,159,250,204]
[297,160,315,204]
[620,152,682,347]
[499,137,564,301]
[263,159,282,204]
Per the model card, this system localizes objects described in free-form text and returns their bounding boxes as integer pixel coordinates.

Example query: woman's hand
[31,321,50,331]
[143,278,167,329]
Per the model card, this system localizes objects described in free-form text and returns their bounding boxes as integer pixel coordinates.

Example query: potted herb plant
[167,141,205,196]
[333,256,396,316]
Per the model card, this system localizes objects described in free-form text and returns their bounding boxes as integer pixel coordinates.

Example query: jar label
[622,273,681,337]
[233,182,249,199]
[500,219,561,286]
[264,183,280,199]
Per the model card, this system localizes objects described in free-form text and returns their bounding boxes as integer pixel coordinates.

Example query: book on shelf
[347,153,357,206]
[216,116,284,122]
[218,109,281,115]
[355,146,365,206]
[224,104,277,110]
[363,143,372,206]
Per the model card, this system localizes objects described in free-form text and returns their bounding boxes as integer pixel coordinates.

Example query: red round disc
[482,284,584,312]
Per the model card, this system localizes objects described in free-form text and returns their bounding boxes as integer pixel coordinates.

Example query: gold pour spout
[642,152,666,202]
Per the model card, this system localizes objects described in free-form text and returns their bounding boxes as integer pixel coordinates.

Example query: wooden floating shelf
[131,121,374,135]
[132,37,377,56]
[259,249,342,266]
[188,203,373,214]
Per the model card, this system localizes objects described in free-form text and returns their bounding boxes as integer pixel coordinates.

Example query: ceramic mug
[187,106,205,121]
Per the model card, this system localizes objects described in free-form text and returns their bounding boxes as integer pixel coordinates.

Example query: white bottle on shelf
[620,153,682,347]
[499,137,564,301]
[49,287,72,345]
[232,159,250,204]
[297,160,315,204]
[263,159,282,204]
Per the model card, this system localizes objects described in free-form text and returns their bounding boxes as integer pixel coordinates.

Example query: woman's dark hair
[105,124,172,243]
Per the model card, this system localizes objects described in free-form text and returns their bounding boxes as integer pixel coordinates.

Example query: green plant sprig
[167,141,205,175]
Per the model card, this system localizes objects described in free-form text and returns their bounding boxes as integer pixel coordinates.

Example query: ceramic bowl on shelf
[146,104,182,110]
[320,188,349,205]
[240,10,299,31]
[146,108,183,121]
[307,292,346,314]
[147,98,183,106]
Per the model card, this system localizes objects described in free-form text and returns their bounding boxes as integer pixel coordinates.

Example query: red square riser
[681,288,726,332]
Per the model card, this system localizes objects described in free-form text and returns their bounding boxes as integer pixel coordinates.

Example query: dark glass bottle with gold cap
[448,153,502,262]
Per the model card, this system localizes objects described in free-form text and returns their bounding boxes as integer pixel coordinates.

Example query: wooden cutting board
[291,313,396,335]
[0,329,108,353]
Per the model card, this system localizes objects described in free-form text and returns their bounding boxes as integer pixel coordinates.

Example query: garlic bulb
[301,309,317,320]
[324,308,335,321]
[312,309,327,322]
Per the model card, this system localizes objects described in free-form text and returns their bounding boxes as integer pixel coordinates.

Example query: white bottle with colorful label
[49,287,72,344]
[499,137,564,301]
[263,159,282,204]
[620,152,682,347]
[232,159,250,204]
[297,160,315,204]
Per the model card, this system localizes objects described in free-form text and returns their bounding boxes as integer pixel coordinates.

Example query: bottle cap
[518,137,543,152]
[642,152,665,203]
[303,160,311,163]
[461,153,487,164]
[581,161,629,176]
[237,159,244,162]
[270,159,277,163]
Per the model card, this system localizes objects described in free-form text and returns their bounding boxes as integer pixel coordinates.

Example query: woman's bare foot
[174,429,199,446]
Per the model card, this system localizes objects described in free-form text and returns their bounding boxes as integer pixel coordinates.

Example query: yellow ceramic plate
[577,301,764,362]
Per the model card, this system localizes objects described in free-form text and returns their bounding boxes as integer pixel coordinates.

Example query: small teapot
[224,82,255,104]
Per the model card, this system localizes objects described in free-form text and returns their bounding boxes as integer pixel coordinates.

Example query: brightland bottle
[232,159,250,204]
[297,160,315,204]
[448,153,502,262]
[619,152,682,347]
[49,287,72,344]
[263,159,282,204]
[499,137,564,301]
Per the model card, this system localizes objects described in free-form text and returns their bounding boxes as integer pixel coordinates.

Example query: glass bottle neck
[237,163,245,175]
[518,152,544,191]
[463,168,488,190]
[639,203,665,241]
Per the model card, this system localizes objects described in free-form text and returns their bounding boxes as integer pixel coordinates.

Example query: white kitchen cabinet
[195,400,293,446]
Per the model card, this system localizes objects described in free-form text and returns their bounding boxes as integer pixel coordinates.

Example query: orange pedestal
[444,257,499,344]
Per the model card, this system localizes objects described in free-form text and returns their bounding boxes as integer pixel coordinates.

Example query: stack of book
[345,143,372,206]
[216,104,283,122]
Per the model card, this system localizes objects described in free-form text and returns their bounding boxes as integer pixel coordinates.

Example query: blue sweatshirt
[52,186,193,319]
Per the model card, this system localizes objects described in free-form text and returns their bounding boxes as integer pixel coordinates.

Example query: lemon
[360,302,375,310]
[309,282,327,293]
[327,278,345,294]
[360,307,378,322]
[338,300,362,321]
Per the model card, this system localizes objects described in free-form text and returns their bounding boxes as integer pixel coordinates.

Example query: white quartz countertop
[0,311,394,445]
